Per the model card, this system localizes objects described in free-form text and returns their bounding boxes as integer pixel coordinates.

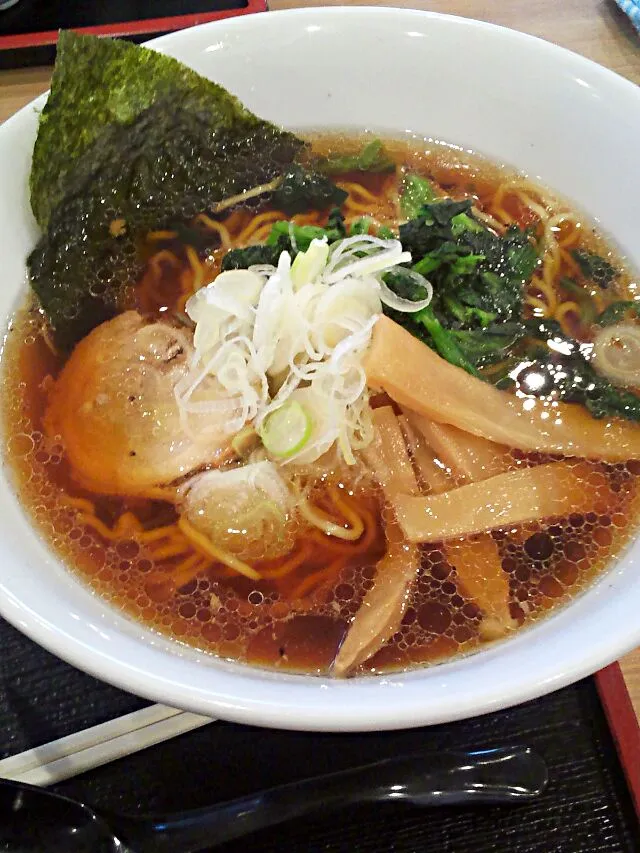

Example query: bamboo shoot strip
[395,461,612,544]
[364,316,640,462]
[334,407,419,675]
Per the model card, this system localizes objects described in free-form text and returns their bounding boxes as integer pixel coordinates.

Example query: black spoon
[0,746,547,853]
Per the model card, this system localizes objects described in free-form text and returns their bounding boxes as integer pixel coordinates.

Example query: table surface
[0,0,639,721]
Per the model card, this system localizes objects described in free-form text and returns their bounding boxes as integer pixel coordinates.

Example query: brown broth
[3,134,640,676]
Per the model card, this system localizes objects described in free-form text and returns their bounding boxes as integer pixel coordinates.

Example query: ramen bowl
[1,8,640,731]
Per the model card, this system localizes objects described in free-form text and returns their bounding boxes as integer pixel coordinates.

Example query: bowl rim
[1,5,640,732]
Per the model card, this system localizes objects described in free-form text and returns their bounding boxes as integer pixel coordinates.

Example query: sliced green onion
[290,238,329,290]
[260,401,312,458]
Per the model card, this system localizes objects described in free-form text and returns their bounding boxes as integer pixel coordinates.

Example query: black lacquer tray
[0,615,638,852]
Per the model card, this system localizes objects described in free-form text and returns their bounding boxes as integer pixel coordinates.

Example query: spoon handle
[114,746,547,853]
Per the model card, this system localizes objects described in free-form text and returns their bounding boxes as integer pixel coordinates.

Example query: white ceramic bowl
[1,8,640,731]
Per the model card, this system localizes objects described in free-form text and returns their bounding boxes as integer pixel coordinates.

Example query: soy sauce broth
[3,134,640,676]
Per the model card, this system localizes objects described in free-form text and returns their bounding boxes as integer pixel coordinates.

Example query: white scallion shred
[176,233,432,465]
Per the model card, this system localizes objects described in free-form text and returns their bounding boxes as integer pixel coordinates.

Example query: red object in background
[596,663,640,817]
[0,0,266,52]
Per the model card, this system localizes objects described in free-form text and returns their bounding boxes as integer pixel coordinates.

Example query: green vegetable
[383,300,481,378]
[221,210,348,271]
[266,220,341,253]
[264,215,369,253]
[221,237,292,272]
[571,249,617,287]
[411,241,479,278]
[521,317,567,343]
[482,356,528,389]
[348,217,372,236]
[596,301,640,327]
[449,323,527,367]
[514,317,640,422]
[28,31,303,349]
[413,307,481,377]
[398,199,538,329]
[380,194,539,380]
[399,199,474,258]
[319,139,394,175]
[376,225,396,239]
[559,277,597,325]
[265,209,349,253]
[451,212,484,236]
[514,355,640,421]
[260,401,312,457]
[271,165,347,215]
[382,267,430,303]
[399,174,437,220]
[443,297,495,328]
[385,300,524,374]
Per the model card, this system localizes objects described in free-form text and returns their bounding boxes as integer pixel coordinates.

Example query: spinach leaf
[349,217,372,236]
[449,322,527,367]
[399,199,474,259]
[412,307,481,377]
[382,267,431,303]
[513,355,640,421]
[512,317,640,422]
[267,222,325,252]
[221,236,292,271]
[399,198,538,330]
[266,216,346,252]
[572,249,617,287]
[222,208,349,268]
[322,208,348,241]
[320,139,394,175]
[451,211,485,236]
[399,175,437,220]
[596,301,640,327]
[382,194,540,382]
[376,225,396,239]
